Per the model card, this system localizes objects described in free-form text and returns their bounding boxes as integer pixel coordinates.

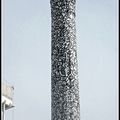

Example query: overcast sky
[3,0,118,120]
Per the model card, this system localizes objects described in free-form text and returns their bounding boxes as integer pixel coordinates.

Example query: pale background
[2,0,118,120]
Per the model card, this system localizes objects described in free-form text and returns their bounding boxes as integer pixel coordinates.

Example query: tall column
[51,0,80,120]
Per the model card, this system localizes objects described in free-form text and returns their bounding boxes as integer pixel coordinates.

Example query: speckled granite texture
[51,0,80,119]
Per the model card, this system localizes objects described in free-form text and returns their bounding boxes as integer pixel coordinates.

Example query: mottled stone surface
[51,0,80,119]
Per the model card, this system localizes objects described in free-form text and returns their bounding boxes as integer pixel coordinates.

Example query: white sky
[2,0,118,120]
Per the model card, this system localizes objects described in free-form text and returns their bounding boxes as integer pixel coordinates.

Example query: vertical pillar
[51,0,80,120]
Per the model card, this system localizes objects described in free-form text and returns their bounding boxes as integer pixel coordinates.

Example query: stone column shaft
[51,0,80,119]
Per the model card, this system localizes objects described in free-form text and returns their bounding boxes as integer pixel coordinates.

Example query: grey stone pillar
[51,0,80,119]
